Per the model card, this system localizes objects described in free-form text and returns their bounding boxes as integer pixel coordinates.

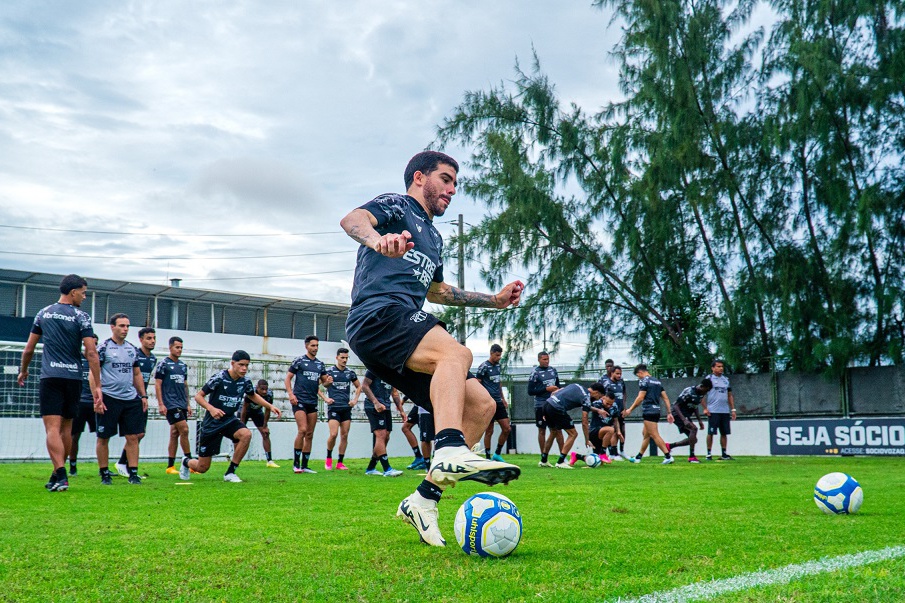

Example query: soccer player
[18,274,101,491]
[69,334,100,477]
[340,150,523,547]
[527,351,563,467]
[285,335,332,474]
[623,364,675,464]
[94,313,148,485]
[702,359,737,460]
[324,348,361,470]
[669,379,712,463]
[155,336,193,474]
[542,382,608,468]
[361,370,404,477]
[603,365,630,461]
[115,326,156,478]
[240,379,278,467]
[179,350,282,483]
[476,344,511,462]
[400,396,428,470]
[570,387,622,466]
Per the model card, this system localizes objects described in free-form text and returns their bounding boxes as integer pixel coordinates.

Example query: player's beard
[423,179,448,217]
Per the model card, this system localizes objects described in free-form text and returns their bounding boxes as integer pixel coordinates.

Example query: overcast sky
[0,1,637,363]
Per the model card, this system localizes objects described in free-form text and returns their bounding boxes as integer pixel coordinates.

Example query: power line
[183,269,354,282]
[0,249,355,260]
[0,224,338,237]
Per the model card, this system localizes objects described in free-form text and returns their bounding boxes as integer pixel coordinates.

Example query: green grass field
[0,456,903,603]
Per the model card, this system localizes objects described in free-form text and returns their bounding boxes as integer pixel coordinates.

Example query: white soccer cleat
[178,458,191,481]
[661,457,675,465]
[611,455,624,462]
[300,467,317,474]
[397,496,446,547]
[538,461,553,468]
[555,462,573,469]
[383,468,403,477]
[427,446,520,488]
[223,473,243,483]
[114,463,130,478]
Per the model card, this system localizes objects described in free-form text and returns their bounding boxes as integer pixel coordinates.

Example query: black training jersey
[589,401,618,431]
[135,349,157,388]
[675,386,705,418]
[245,390,272,412]
[288,355,327,403]
[155,357,189,410]
[326,366,358,407]
[200,369,254,431]
[547,383,592,413]
[638,376,665,415]
[31,303,95,380]
[79,356,93,404]
[527,366,560,408]
[604,378,626,413]
[475,360,503,402]
[346,194,444,336]
[363,369,394,410]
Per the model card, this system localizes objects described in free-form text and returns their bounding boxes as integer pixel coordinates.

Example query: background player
[623,363,674,464]
[18,274,101,492]
[361,370,404,477]
[476,343,511,462]
[702,359,737,460]
[285,335,332,474]
[542,382,608,468]
[240,379,279,468]
[669,378,712,463]
[528,351,563,467]
[156,336,193,474]
[324,348,360,470]
[180,351,281,483]
[115,327,156,478]
[400,396,428,470]
[602,365,629,461]
[69,334,100,477]
[571,387,621,466]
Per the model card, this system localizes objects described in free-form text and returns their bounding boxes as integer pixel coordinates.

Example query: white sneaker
[427,446,520,488]
[619,453,631,461]
[555,462,573,469]
[538,461,553,468]
[300,467,317,474]
[661,457,675,465]
[223,473,243,482]
[178,458,190,481]
[114,463,130,478]
[611,455,624,462]
[383,468,403,477]
[397,495,446,547]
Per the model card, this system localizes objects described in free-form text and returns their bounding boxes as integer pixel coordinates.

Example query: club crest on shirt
[410,311,428,323]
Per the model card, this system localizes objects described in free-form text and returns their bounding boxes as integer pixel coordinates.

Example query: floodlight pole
[457,213,466,345]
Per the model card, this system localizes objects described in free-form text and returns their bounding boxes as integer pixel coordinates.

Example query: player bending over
[542,382,608,468]
[571,387,622,466]
[668,379,711,463]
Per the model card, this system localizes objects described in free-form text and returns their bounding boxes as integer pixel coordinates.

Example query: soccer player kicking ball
[542,383,608,468]
[340,150,523,547]
[179,351,281,483]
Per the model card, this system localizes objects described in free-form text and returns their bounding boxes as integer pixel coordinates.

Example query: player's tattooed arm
[341,209,413,257]
[427,279,525,308]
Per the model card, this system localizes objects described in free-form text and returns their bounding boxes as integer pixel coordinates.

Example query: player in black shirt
[669,379,712,463]
[69,334,100,477]
[285,335,332,474]
[476,344,511,462]
[623,364,675,464]
[241,379,279,467]
[341,151,523,547]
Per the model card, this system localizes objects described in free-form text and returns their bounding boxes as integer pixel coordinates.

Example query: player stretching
[340,150,523,547]
[285,335,332,474]
[669,379,711,463]
[476,344,511,462]
[18,275,101,491]
[324,348,361,470]
[156,337,193,474]
[571,387,622,466]
[528,351,563,467]
[623,364,675,464]
[542,383,608,468]
[70,334,100,477]
[361,370,404,477]
[115,327,156,478]
[179,351,281,483]
[241,380,279,467]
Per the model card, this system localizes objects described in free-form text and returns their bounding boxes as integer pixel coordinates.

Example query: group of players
[21,151,736,548]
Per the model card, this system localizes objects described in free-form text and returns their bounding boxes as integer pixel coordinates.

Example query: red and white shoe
[600,453,612,464]
[336,462,349,470]
[325,458,333,471]
[568,451,578,467]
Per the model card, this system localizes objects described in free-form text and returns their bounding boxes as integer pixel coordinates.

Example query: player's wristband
[140,395,148,399]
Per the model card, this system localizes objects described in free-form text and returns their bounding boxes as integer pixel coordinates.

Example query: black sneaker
[45,473,57,490]
[720,454,734,461]
[69,467,77,477]
[49,477,69,492]
[101,473,113,486]
[706,454,713,461]
[128,474,142,485]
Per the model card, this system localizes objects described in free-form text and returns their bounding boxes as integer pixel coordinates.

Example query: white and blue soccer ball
[454,492,522,557]
[585,453,601,468]
[814,472,863,515]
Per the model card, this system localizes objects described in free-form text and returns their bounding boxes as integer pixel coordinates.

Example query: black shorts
[137,402,149,432]
[71,403,96,435]
[491,400,509,422]
[197,417,245,458]
[365,408,393,433]
[96,394,145,438]
[292,402,319,415]
[589,429,604,451]
[166,407,189,425]
[39,378,82,419]
[347,304,445,412]
[642,413,661,423]
[534,407,547,429]
[327,406,352,423]
[405,405,419,425]
[672,408,696,436]
[543,402,574,431]
[708,412,731,436]
[418,413,435,442]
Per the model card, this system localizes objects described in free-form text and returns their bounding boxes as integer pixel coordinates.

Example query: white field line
[613,545,905,603]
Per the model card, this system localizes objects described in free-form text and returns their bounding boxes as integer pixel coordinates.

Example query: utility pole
[457,213,466,345]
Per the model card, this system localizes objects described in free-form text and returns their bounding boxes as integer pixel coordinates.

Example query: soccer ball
[814,472,863,515]
[585,453,601,468]
[453,492,522,557]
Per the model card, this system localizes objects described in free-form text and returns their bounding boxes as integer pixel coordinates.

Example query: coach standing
[18,274,101,492]
[702,359,736,461]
